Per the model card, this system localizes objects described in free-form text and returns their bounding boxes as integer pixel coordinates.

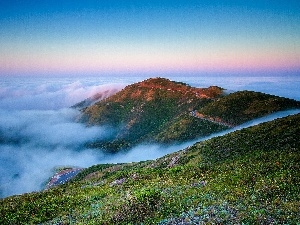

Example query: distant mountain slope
[78,77,300,152]
[1,113,299,224]
[196,90,300,125]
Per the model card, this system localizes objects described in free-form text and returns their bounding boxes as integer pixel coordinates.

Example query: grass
[1,113,299,224]
[197,90,300,125]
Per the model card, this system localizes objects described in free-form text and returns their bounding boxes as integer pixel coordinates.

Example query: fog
[0,78,124,110]
[0,79,125,197]
[0,75,299,198]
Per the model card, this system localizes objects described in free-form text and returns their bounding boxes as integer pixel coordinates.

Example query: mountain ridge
[78,77,300,152]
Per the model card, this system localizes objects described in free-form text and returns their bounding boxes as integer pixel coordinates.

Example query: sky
[0,0,300,76]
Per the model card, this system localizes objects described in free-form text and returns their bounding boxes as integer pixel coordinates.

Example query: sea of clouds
[0,74,299,198]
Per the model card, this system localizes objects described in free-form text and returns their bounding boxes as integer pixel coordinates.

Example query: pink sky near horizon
[1,43,299,75]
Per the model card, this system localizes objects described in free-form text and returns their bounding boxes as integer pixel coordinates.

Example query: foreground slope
[78,77,300,152]
[1,113,299,224]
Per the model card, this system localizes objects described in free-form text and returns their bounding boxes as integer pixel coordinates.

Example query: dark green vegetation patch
[197,90,300,125]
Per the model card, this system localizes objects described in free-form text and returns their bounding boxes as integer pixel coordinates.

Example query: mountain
[79,77,227,151]
[78,77,300,152]
[1,113,299,224]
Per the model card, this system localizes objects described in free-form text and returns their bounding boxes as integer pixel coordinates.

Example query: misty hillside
[78,77,300,152]
[72,87,121,109]
[1,113,299,224]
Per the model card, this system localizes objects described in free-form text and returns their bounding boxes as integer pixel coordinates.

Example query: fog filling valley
[0,75,299,198]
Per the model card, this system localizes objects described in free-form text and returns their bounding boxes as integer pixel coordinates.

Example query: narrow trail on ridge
[189,110,234,128]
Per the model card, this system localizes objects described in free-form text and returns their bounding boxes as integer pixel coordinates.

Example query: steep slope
[79,77,226,151]
[196,90,300,125]
[1,114,299,224]
[78,78,300,152]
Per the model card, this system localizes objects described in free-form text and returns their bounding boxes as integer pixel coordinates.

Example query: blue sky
[0,0,299,76]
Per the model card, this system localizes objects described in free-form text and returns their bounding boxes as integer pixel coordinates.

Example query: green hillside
[1,113,299,224]
[79,77,226,151]
[196,90,300,125]
[153,113,227,142]
[79,78,300,152]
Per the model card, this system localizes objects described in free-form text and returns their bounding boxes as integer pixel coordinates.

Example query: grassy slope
[1,113,299,224]
[153,113,228,142]
[197,90,300,125]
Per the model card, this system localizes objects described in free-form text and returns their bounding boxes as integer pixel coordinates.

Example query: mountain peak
[110,77,224,103]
